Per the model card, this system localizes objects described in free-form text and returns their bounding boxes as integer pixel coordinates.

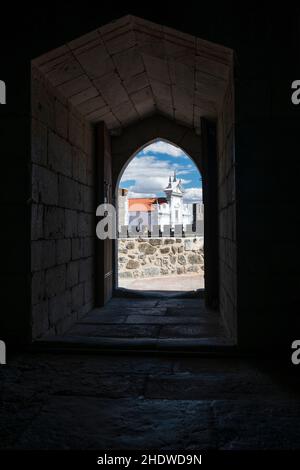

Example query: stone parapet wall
[118,237,204,280]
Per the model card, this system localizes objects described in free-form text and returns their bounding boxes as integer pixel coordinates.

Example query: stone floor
[1,352,300,449]
[7,296,296,449]
[40,296,231,351]
[119,273,204,291]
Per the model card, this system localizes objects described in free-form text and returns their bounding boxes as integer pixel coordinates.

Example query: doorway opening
[28,15,236,348]
[115,139,204,295]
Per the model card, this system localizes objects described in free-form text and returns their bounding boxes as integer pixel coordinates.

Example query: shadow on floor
[2,352,300,449]
[37,294,234,352]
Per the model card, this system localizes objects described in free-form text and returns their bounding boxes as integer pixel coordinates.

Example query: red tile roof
[128,197,167,212]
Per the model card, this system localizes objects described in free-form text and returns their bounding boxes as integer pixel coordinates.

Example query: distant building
[118,172,203,231]
[118,188,129,227]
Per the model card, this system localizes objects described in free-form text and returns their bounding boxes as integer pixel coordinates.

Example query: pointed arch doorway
[114,137,205,296]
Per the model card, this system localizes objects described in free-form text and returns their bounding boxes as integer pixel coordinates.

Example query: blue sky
[119,140,202,204]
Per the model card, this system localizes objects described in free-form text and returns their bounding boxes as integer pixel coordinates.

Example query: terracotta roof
[128,197,167,212]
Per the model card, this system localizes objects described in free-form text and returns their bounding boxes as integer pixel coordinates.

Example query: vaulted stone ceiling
[32,15,233,132]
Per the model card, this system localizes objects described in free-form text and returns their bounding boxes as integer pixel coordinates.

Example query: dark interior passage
[1,351,300,449]
[2,4,300,454]
[36,296,232,351]
[25,16,237,348]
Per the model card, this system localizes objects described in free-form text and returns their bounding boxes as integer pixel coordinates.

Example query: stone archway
[30,15,236,343]
[113,130,204,293]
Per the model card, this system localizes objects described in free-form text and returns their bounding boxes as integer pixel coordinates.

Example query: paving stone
[126,314,204,324]
[173,358,250,374]
[13,397,215,450]
[67,323,160,338]
[62,296,224,343]
[156,337,231,349]
[165,307,218,318]
[144,372,300,401]
[41,335,159,350]
[157,298,206,308]
[2,352,300,449]
[159,324,224,338]
[124,307,167,316]
[107,298,159,308]
[79,311,127,324]
[213,400,300,450]
[0,402,42,449]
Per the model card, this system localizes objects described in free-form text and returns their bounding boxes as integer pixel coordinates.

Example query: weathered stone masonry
[31,66,95,339]
[217,71,237,340]
[118,237,204,280]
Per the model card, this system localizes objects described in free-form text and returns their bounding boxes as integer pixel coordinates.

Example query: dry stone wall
[118,237,204,279]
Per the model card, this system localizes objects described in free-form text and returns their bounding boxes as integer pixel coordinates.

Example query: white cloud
[127,190,157,198]
[176,169,193,176]
[121,156,172,194]
[183,187,203,204]
[140,141,187,158]
[120,154,200,199]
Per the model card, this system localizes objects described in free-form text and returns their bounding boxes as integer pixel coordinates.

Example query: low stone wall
[118,237,204,280]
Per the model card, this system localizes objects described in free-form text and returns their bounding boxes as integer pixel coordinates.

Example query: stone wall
[118,237,204,280]
[217,70,237,341]
[31,65,95,339]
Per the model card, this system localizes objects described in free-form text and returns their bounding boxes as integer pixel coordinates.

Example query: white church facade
[118,173,203,231]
